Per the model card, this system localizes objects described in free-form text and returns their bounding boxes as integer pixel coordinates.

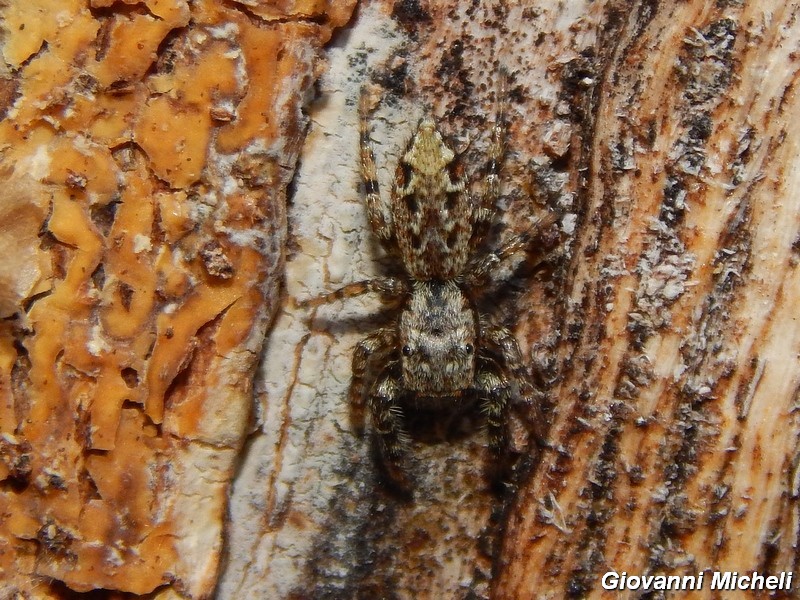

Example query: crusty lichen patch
[0,0,354,596]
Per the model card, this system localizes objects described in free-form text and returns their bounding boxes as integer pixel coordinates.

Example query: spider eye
[464,343,474,355]
[402,345,414,357]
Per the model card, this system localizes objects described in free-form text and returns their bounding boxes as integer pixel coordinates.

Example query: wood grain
[225,0,800,598]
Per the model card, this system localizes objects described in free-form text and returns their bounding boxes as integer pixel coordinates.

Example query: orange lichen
[89,5,191,88]
[229,0,352,22]
[0,172,52,319]
[0,0,356,595]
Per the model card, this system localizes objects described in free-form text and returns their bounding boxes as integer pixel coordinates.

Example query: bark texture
[0,0,355,597]
[226,0,800,598]
[2,0,798,597]
[494,0,800,597]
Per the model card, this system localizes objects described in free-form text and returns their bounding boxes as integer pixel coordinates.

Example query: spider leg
[359,89,395,249]
[369,372,410,487]
[465,212,559,289]
[474,368,511,460]
[471,68,508,248]
[481,321,532,398]
[466,231,529,288]
[299,276,407,308]
[480,321,546,445]
[350,327,397,433]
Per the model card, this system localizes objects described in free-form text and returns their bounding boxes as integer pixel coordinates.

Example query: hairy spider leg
[370,373,410,486]
[471,68,508,249]
[475,368,512,458]
[359,90,395,248]
[481,323,533,398]
[299,276,407,308]
[466,212,560,289]
[480,321,545,444]
[351,327,398,433]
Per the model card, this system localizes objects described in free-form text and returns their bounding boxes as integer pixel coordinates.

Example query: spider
[302,76,547,486]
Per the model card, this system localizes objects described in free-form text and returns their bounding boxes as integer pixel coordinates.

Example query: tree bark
[494,1,800,597]
[3,0,798,597]
[0,1,354,598]
[225,0,800,598]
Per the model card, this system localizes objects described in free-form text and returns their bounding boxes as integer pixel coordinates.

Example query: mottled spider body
[304,79,541,484]
[399,280,476,396]
[392,120,472,280]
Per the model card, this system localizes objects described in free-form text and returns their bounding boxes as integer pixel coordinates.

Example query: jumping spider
[303,75,547,486]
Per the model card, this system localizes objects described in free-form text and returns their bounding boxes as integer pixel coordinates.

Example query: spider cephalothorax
[303,77,545,486]
[399,281,476,396]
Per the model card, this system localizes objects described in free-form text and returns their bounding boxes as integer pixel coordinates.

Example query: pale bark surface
[226,0,800,598]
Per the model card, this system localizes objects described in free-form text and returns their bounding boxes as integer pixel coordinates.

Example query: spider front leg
[350,327,397,433]
[369,372,410,488]
[480,321,546,446]
[474,368,511,460]
[481,322,533,399]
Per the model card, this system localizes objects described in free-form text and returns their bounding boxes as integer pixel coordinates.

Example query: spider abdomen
[392,121,473,280]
